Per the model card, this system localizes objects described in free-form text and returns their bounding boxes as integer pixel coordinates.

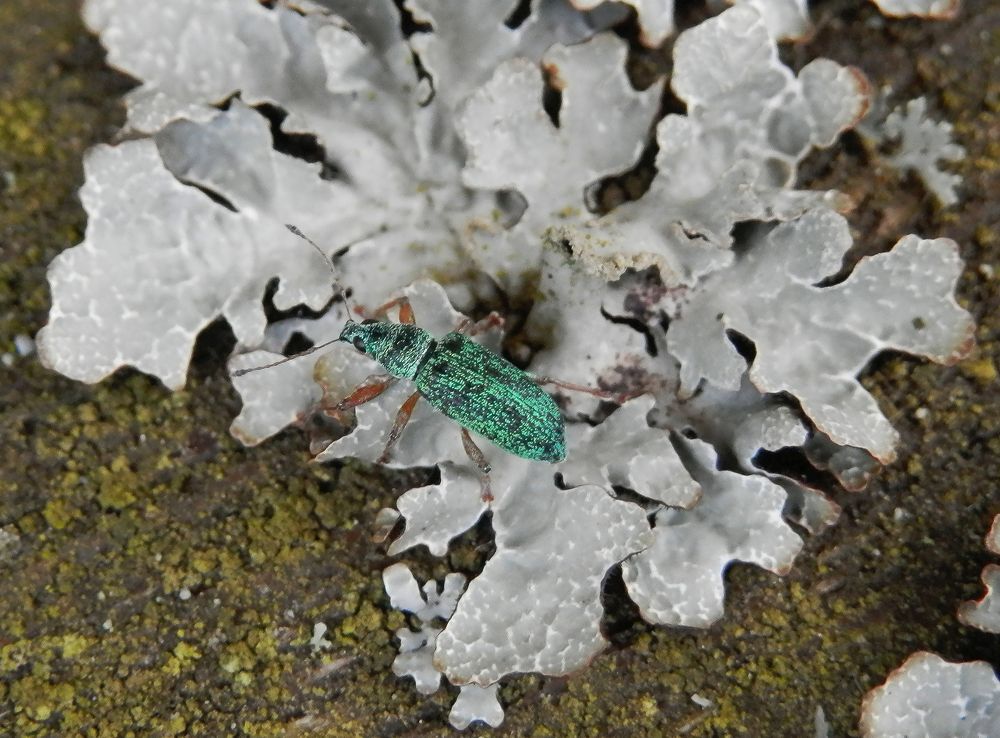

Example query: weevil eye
[361,318,378,325]
[352,337,366,353]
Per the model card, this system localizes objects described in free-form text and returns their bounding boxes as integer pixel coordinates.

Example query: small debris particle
[178,587,192,601]
[914,407,930,420]
[14,333,34,356]
[373,507,400,543]
[814,576,846,595]
[815,705,829,738]
[691,693,713,708]
[0,526,21,560]
[310,622,332,652]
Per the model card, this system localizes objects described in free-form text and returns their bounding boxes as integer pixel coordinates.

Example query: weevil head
[338,319,378,355]
[338,319,434,380]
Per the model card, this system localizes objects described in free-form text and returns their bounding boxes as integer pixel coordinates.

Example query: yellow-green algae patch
[0,0,998,736]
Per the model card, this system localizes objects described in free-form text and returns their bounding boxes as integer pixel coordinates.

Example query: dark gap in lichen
[753,446,839,490]
[813,267,853,288]
[254,103,342,181]
[261,277,342,327]
[725,328,757,365]
[610,484,660,510]
[672,0,717,36]
[541,66,563,128]
[189,317,237,377]
[504,0,532,29]
[599,563,647,648]
[411,56,434,107]
[183,181,237,213]
[729,220,768,257]
[810,220,878,288]
[590,108,661,214]
[605,4,641,44]
[213,90,240,112]
[799,126,872,187]
[395,0,432,36]
[306,411,355,455]
[601,307,657,357]
[283,331,314,356]
[659,77,687,117]
[618,11,676,93]
[398,19,435,105]
[442,509,497,578]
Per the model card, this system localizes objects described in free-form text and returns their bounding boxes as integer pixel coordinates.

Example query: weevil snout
[337,321,364,355]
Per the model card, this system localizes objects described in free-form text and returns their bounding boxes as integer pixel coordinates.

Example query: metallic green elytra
[339,320,566,462]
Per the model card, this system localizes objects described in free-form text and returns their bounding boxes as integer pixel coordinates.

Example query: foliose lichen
[36,0,977,729]
[860,93,967,207]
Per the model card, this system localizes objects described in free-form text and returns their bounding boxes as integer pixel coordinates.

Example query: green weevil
[339,308,567,462]
[236,226,627,498]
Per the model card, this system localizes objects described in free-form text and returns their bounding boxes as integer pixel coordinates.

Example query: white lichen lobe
[884,97,966,206]
[861,652,1000,738]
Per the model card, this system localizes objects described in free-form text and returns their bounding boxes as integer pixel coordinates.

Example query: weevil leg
[377,390,421,464]
[460,428,494,503]
[371,296,416,325]
[328,374,396,412]
[530,375,640,405]
[455,311,504,336]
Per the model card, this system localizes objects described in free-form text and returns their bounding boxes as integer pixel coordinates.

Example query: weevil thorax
[339,320,434,380]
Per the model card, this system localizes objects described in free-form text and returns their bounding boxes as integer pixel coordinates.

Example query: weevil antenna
[231,337,344,377]
[230,226,365,379]
[285,223,358,322]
